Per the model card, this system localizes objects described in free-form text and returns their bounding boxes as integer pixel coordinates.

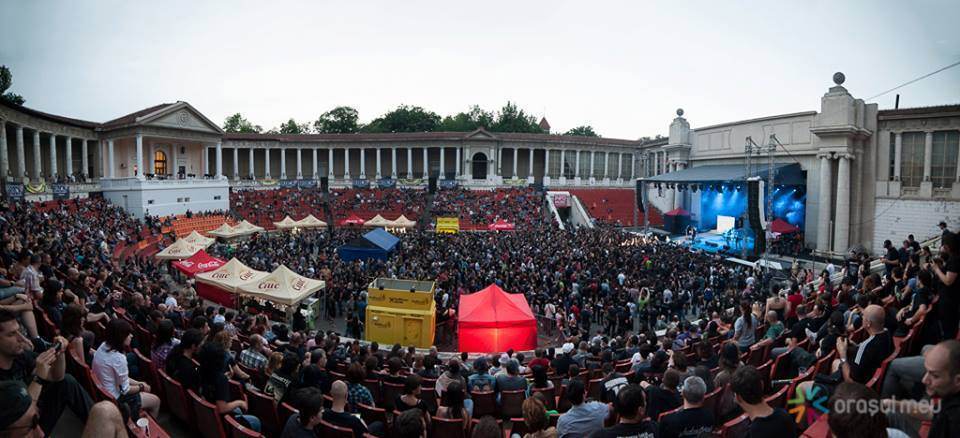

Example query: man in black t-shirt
[660,376,715,438]
[589,384,657,438]
[640,368,682,420]
[932,232,960,340]
[323,380,374,437]
[883,240,901,274]
[731,365,797,438]
[839,305,894,385]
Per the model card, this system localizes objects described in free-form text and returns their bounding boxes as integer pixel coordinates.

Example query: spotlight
[692,184,699,193]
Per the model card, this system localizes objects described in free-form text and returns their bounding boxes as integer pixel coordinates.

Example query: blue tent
[338,228,400,262]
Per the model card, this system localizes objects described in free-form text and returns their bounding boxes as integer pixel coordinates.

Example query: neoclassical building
[1,73,957,256]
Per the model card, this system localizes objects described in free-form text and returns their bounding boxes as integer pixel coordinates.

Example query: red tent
[665,208,690,216]
[458,284,537,352]
[340,214,366,226]
[487,219,515,231]
[171,250,226,277]
[770,218,800,234]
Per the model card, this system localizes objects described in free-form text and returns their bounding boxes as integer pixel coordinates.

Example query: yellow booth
[435,217,460,234]
[365,278,436,348]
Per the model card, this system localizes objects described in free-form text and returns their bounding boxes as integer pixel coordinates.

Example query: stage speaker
[747,178,766,229]
[635,180,645,212]
[428,176,437,194]
[320,176,329,193]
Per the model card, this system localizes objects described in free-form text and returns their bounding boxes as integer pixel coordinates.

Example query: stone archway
[472,152,488,180]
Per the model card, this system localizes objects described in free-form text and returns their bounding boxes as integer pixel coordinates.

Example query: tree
[361,105,441,133]
[222,113,262,133]
[0,65,25,106]
[564,125,599,137]
[491,101,543,133]
[313,106,360,134]
[277,118,311,134]
[439,105,495,132]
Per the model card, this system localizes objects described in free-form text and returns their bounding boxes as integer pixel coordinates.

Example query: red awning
[487,220,515,231]
[340,214,366,226]
[665,208,690,216]
[458,284,537,352]
[171,250,226,277]
[771,218,800,234]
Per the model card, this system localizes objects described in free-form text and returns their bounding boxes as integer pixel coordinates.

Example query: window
[889,133,896,181]
[153,150,167,175]
[548,150,561,178]
[578,151,590,177]
[622,154,633,179]
[900,132,925,188]
[214,195,222,200]
[932,131,959,189]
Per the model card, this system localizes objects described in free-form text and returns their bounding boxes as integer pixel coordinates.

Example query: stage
[673,229,754,256]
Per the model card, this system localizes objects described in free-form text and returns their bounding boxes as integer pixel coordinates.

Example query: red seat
[188,389,227,438]
[500,389,526,419]
[765,385,789,409]
[319,419,355,438]
[430,416,466,438]
[358,403,388,431]
[531,386,557,410]
[225,415,264,438]
[278,402,299,431]
[717,413,750,438]
[245,387,280,437]
[158,369,192,425]
[381,382,404,412]
[133,349,162,400]
[471,390,497,418]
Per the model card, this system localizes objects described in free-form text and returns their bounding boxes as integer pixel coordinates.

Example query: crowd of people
[431,187,543,228]
[0,188,956,438]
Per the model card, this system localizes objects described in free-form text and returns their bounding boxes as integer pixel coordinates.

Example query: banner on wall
[297,179,317,189]
[4,183,24,202]
[52,184,70,200]
[377,178,397,189]
[439,180,459,190]
[279,180,298,188]
[352,179,370,189]
[553,194,570,208]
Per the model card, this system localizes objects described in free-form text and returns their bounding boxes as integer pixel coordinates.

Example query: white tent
[388,214,417,228]
[154,239,204,260]
[207,223,242,238]
[195,257,269,292]
[294,214,327,228]
[233,219,265,235]
[235,265,325,307]
[273,216,298,230]
[364,214,392,227]
[182,230,215,248]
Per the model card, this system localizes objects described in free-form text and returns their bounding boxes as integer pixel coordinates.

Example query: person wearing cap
[0,309,93,434]
[659,376,715,438]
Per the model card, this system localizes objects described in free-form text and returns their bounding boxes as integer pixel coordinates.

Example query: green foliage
[222,113,263,133]
[563,125,599,137]
[0,65,25,106]
[313,106,360,134]
[361,105,440,133]
[490,101,544,133]
[438,105,495,132]
[277,118,311,134]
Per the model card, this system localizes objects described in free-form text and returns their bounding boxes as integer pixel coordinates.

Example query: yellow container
[365,279,437,348]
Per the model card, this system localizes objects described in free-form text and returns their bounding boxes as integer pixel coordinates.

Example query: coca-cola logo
[180,261,195,267]
[197,261,221,269]
[258,281,280,290]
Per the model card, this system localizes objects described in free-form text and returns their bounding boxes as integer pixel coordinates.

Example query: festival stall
[154,239,204,260]
[340,214,366,227]
[207,223,241,239]
[664,208,692,234]
[435,217,460,234]
[171,250,226,277]
[182,230,215,248]
[387,215,416,233]
[458,284,538,352]
[488,219,515,231]
[770,218,800,235]
[235,265,325,319]
[273,216,298,230]
[295,214,327,229]
[363,214,392,228]
[194,258,268,307]
[337,228,400,262]
[365,278,436,348]
[233,219,266,235]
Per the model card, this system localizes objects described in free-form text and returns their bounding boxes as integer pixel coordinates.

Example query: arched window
[154,150,167,176]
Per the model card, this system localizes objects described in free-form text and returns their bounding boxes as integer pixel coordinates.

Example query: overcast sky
[1,1,958,139]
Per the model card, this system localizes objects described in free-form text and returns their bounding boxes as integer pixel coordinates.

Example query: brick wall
[872,198,960,254]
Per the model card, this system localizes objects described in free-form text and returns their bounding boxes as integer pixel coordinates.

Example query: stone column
[630,153,636,180]
[233,147,240,179]
[544,148,551,178]
[617,152,623,180]
[590,151,595,183]
[296,147,302,179]
[528,148,534,178]
[32,130,41,181]
[374,147,381,178]
[344,148,350,179]
[513,148,518,178]
[264,147,271,178]
[215,141,223,179]
[279,147,286,179]
[107,140,115,178]
[0,120,7,181]
[602,151,609,181]
[574,150,580,178]
[81,139,88,178]
[15,126,26,181]
[893,133,902,181]
[496,147,502,176]
[464,147,471,178]
[359,148,366,178]
[327,148,334,178]
[248,148,255,179]
[406,148,413,179]
[203,146,209,176]
[455,147,461,178]
[171,143,178,177]
[816,154,833,252]
[422,148,428,177]
[560,149,565,180]
[834,154,851,253]
[312,148,318,179]
[439,147,445,177]
[923,132,933,182]
[391,147,397,178]
[49,134,57,179]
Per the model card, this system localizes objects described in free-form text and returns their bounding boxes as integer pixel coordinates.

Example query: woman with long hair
[198,341,261,432]
[62,304,92,365]
[526,365,553,397]
[150,319,177,371]
[521,397,557,438]
[436,380,470,431]
[733,299,757,352]
[91,318,161,418]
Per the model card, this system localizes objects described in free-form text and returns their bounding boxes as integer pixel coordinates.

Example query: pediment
[463,128,499,141]
[142,103,224,135]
